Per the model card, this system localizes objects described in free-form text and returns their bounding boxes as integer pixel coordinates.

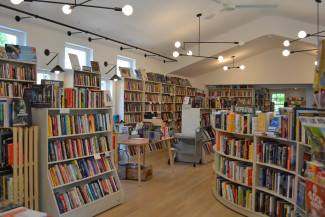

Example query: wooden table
[117,137,175,186]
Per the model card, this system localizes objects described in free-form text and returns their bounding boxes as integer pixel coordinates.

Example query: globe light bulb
[187,50,192,56]
[283,40,290,47]
[223,66,228,71]
[55,70,60,74]
[240,65,245,70]
[218,56,224,62]
[174,41,181,48]
[315,60,318,66]
[298,30,307,39]
[282,50,290,56]
[62,5,72,14]
[114,78,118,82]
[122,5,133,16]
[11,0,23,5]
[238,41,245,46]
[173,51,179,58]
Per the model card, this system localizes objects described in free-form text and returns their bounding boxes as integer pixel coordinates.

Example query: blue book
[296,182,305,210]
[18,45,37,63]
[88,184,98,200]
[267,116,280,132]
[81,159,90,177]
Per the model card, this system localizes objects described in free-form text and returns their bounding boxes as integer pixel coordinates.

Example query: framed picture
[68,53,81,70]
[91,61,100,73]
[119,67,130,78]
[82,66,91,72]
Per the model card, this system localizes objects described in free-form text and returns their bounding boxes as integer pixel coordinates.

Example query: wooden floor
[96,151,244,217]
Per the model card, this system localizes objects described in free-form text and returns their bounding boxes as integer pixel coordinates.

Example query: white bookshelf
[32,107,124,217]
[64,69,101,89]
[212,127,308,215]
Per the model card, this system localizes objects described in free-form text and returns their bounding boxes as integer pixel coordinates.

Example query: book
[91,61,100,73]
[18,45,37,63]
[305,179,325,216]
[0,47,8,59]
[68,53,81,70]
[296,182,305,210]
[5,44,19,59]
[30,84,53,108]
[119,67,130,78]
[82,66,91,72]
[134,69,143,80]
[11,97,32,127]
[103,90,113,107]
[139,68,147,80]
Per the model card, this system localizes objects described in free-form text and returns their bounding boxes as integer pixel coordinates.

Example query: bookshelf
[212,127,309,216]
[32,108,124,217]
[286,97,306,108]
[255,88,272,112]
[72,70,101,89]
[0,58,37,98]
[0,126,39,210]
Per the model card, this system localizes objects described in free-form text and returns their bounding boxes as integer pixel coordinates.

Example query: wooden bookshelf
[212,127,308,216]
[32,108,124,217]
[255,88,272,112]
[0,59,37,98]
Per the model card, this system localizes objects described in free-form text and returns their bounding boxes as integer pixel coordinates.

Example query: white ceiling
[0,0,324,71]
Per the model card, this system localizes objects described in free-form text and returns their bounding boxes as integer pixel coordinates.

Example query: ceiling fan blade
[234,4,278,9]
[210,0,224,4]
[204,12,218,20]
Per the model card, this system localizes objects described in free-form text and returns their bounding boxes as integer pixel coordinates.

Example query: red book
[305,179,325,217]
[60,193,68,213]
[58,164,68,184]
[7,143,23,165]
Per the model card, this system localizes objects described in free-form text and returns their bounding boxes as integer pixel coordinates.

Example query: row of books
[145,104,159,112]
[265,111,295,140]
[145,94,159,102]
[187,89,195,96]
[54,176,119,214]
[233,98,252,105]
[161,113,173,121]
[215,177,252,210]
[217,134,253,160]
[200,114,210,127]
[0,82,30,97]
[202,141,214,156]
[162,85,174,94]
[209,98,233,109]
[145,84,159,93]
[215,112,257,134]
[124,81,143,91]
[124,103,143,112]
[48,136,110,162]
[162,95,174,103]
[74,73,99,88]
[0,97,32,127]
[260,168,295,199]
[48,155,114,187]
[0,63,36,81]
[0,171,13,201]
[175,105,182,111]
[229,89,252,97]
[0,132,14,166]
[124,114,142,124]
[175,96,183,103]
[218,156,253,186]
[175,112,182,120]
[202,127,215,140]
[127,141,167,156]
[175,120,181,128]
[161,104,174,112]
[209,89,229,97]
[255,191,294,217]
[175,87,186,95]
[124,92,142,102]
[50,87,106,108]
[48,113,111,137]
[257,140,296,171]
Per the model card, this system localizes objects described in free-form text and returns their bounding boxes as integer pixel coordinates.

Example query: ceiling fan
[205,0,278,19]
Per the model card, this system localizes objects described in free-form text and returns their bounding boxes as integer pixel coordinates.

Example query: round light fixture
[174,41,181,48]
[315,60,318,66]
[240,65,245,70]
[218,56,224,62]
[62,5,72,14]
[238,41,245,46]
[282,50,290,56]
[223,66,228,71]
[298,30,307,39]
[187,50,192,56]
[55,70,60,74]
[10,0,23,4]
[122,5,133,16]
[114,78,118,82]
[283,40,290,47]
[173,51,179,58]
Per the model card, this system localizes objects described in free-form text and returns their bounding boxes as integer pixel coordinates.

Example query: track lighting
[223,56,245,70]
[282,49,317,57]
[11,0,23,5]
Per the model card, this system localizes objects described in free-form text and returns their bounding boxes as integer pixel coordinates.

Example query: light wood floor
[96,151,244,217]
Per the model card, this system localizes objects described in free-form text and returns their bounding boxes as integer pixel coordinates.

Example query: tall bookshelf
[32,108,124,217]
[73,70,101,89]
[0,59,37,98]
[255,88,272,112]
[212,127,310,216]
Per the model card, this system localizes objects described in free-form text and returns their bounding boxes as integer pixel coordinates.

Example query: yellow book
[48,115,52,137]
[246,189,251,208]
[238,188,242,206]
[228,113,235,132]
[248,143,252,160]
[257,113,267,132]
[240,116,244,134]
[67,115,71,135]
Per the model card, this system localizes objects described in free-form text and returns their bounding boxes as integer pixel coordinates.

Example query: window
[37,69,52,84]
[0,26,26,46]
[272,93,285,112]
[65,42,93,69]
[116,55,136,76]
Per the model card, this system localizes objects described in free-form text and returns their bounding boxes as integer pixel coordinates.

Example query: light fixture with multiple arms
[173,13,243,61]
[10,0,133,16]
[44,49,65,74]
[223,56,245,71]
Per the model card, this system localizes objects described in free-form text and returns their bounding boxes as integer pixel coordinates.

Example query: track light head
[15,16,21,22]
[88,37,92,42]
[67,31,72,36]
[44,49,50,56]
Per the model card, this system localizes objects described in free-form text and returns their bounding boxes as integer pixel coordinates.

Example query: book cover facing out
[12,97,32,127]
[305,179,325,217]
[5,44,19,59]
[18,45,37,63]
[30,84,53,108]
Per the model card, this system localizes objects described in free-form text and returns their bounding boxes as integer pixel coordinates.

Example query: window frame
[116,55,136,76]
[0,25,26,46]
[271,93,285,112]
[64,42,93,69]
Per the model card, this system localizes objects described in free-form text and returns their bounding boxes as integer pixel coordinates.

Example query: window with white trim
[37,68,55,84]
[65,42,93,69]
[116,55,136,76]
[0,26,26,46]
